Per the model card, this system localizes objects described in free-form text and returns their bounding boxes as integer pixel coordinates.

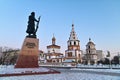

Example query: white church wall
[47,48,60,53]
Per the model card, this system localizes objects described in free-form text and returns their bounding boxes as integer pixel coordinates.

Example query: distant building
[45,35,63,63]
[96,50,103,60]
[84,38,98,65]
[0,47,2,58]
[64,24,82,65]
[38,50,46,63]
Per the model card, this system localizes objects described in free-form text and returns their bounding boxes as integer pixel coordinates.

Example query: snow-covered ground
[76,64,120,68]
[0,71,120,80]
[0,65,50,74]
[0,65,120,80]
[71,68,120,73]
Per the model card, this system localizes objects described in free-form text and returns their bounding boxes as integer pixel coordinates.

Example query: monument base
[15,37,39,68]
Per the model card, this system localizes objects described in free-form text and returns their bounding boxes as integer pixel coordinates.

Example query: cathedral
[64,24,82,65]
[38,24,103,66]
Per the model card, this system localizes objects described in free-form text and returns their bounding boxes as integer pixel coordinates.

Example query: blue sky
[0,0,120,54]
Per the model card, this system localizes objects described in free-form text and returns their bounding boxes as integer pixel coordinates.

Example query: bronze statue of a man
[26,12,39,38]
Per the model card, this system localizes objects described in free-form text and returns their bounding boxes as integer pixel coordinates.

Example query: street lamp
[118,52,120,66]
[107,51,112,69]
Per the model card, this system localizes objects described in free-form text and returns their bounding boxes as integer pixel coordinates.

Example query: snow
[0,65,120,80]
[0,71,120,80]
[76,64,120,68]
[71,68,120,73]
[0,65,50,74]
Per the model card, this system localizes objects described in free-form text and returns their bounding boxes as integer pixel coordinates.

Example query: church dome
[52,36,56,41]
[87,41,95,45]
[87,38,95,46]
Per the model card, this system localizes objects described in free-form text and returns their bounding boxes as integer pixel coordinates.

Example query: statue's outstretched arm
[34,18,39,22]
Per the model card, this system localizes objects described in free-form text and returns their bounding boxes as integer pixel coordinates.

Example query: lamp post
[109,57,112,69]
[107,51,112,69]
[118,52,120,66]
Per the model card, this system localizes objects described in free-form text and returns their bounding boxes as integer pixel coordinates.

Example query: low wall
[39,63,120,69]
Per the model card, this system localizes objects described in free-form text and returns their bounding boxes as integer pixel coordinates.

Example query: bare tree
[0,47,19,65]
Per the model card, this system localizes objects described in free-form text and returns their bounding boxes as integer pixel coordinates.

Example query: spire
[69,23,78,40]
[52,34,56,45]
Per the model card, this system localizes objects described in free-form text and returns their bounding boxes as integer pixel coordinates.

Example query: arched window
[88,45,90,49]
[74,41,76,45]
[70,42,72,45]
[78,54,80,58]
[89,50,90,53]
[68,52,72,57]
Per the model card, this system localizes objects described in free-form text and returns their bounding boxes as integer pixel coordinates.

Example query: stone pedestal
[15,37,39,68]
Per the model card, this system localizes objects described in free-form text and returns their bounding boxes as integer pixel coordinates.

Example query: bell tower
[86,38,97,65]
[67,24,80,50]
[65,24,82,64]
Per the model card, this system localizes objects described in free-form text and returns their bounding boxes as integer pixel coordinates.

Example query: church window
[57,59,59,62]
[74,41,76,45]
[53,60,55,62]
[49,56,50,59]
[78,54,80,58]
[68,52,72,57]
[73,34,75,36]
[88,46,90,49]
[48,50,50,53]
[73,37,75,39]
[70,42,72,45]
[89,50,90,53]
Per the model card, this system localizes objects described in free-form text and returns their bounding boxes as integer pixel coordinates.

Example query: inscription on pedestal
[25,42,36,48]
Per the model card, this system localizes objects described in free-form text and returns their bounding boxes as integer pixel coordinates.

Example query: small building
[96,50,103,61]
[45,35,63,63]
[0,47,2,58]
